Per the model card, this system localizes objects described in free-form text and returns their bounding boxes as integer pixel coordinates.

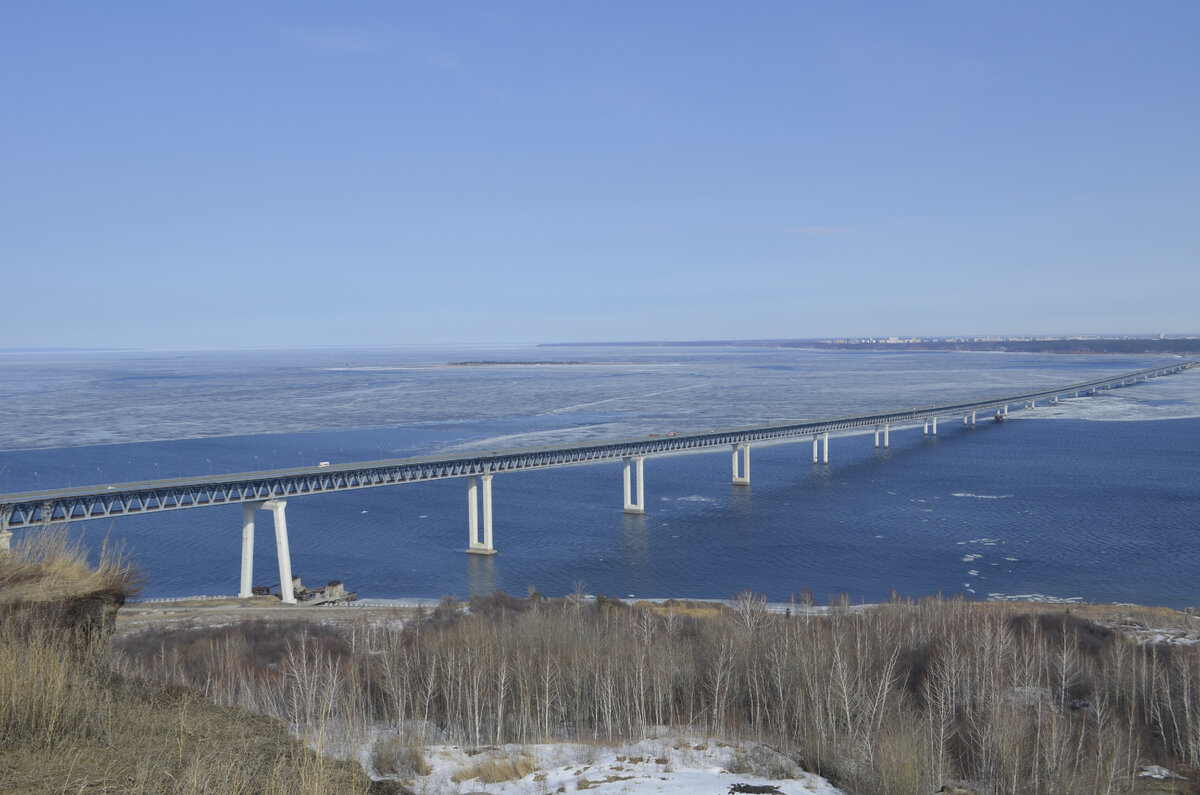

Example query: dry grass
[0,525,139,605]
[372,732,433,778]
[0,526,374,794]
[633,598,729,620]
[450,753,537,783]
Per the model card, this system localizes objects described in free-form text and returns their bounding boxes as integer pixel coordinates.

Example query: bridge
[1,361,1194,602]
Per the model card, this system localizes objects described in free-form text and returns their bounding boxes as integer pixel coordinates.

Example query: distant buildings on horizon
[821,333,1194,344]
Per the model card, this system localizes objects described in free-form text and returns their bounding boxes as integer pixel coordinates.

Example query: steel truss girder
[1,361,1194,530]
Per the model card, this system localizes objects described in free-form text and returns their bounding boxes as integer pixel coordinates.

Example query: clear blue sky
[3,2,1197,349]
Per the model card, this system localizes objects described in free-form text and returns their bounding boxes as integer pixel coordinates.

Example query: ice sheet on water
[1008,367,1200,423]
[0,346,1194,452]
[987,593,1084,603]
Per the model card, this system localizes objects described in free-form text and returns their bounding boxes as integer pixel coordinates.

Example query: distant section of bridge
[1,360,1195,602]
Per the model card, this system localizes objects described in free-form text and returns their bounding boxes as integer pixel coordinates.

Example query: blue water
[1,347,1197,608]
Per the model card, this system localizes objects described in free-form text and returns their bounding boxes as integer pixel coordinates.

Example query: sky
[3,2,1198,349]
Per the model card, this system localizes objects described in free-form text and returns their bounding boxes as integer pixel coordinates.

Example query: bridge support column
[266,500,296,604]
[822,432,829,464]
[240,500,296,603]
[874,426,880,448]
[932,417,938,435]
[467,475,497,554]
[240,503,256,598]
[732,444,750,486]
[460,475,494,557]
[622,457,645,514]
[884,423,890,448]
[923,419,928,436]
[812,435,819,464]
[970,411,976,426]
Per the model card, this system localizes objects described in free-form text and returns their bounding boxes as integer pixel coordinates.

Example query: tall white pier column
[932,416,938,435]
[240,503,256,598]
[812,435,819,463]
[883,423,890,448]
[874,425,880,448]
[970,411,976,426]
[923,419,928,436]
[822,432,830,464]
[732,444,750,485]
[264,500,296,604]
[622,457,645,514]
[467,475,497,554]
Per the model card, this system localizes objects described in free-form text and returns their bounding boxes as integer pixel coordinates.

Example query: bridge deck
[1,361,1194,530]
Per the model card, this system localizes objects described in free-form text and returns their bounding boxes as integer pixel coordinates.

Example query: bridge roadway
[1,360,1194,602]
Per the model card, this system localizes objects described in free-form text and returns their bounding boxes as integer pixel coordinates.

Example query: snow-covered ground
[360,735,845,795]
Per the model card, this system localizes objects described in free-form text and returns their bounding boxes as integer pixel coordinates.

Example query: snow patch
[364,735,846,794]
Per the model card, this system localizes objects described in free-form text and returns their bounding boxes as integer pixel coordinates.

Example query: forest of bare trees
[114,592,1200,794]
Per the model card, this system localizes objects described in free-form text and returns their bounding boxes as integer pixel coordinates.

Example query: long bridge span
[2,361,1195,602]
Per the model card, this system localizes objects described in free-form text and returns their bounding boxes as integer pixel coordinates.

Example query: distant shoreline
[539,337,1200,355]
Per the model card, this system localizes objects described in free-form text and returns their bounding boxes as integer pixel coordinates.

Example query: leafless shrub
[371,732,432,778]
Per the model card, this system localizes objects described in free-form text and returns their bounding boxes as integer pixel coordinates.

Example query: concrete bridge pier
[622,456,645,514]
[822,432,830,464]
[240,500,296,604]
[732,444,750,485]
[970,411,976,425]
[812,435,819,463]
[467,474,497,554]
[875,424,891,448]
[240,504,255,598]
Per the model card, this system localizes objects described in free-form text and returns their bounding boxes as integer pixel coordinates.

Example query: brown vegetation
[0,527,378,794]
[113,590,1200,794]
